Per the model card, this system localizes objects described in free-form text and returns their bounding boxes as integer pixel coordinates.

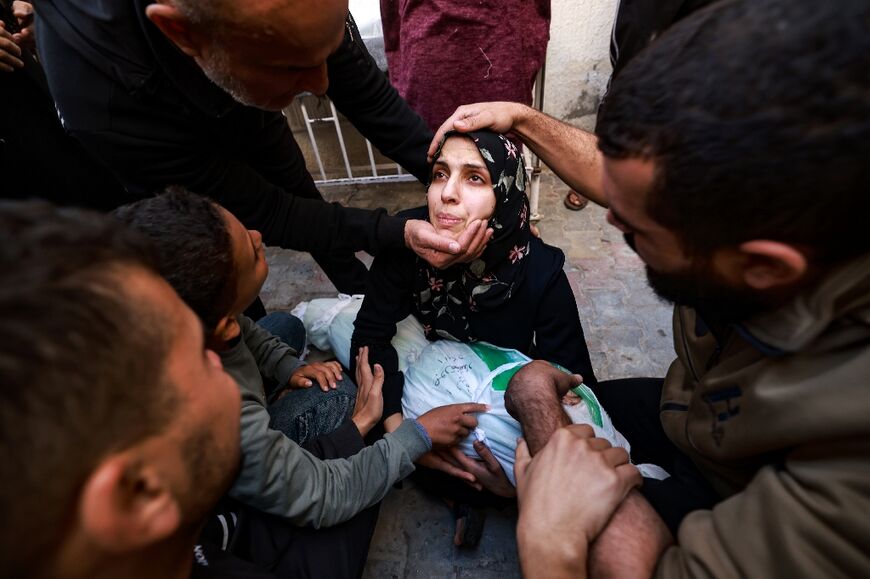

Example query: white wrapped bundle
[295,296,666,484]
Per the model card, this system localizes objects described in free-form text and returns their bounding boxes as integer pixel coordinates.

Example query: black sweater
[36,2,433,256]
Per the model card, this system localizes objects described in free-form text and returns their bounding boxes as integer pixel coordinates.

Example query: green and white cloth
[295,296,667,485]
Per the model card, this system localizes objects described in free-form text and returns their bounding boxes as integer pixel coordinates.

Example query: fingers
[452,219,483,252]
[439,448,467,470]
[447,446,474,467]
[552,370,584,397]
[406,220,462,257]
[457,221,494,263]
[443,221,493,267]
[355,346,373,387]
[514,437,531,490]
[427,105,479,160]
[601,446,631,468]
[562,423,596,439]
[423,452,476,483]
[0,24,24,72]
[295,363,336,391]
[370,363,384,392]
[582,436,613,452]
[288,374,313,389]
[467,228,494,262]
[311,367,332,392]
[326,361,343,382]
[458,221,493,264]
[458,412,479,430]
[456,402,489,415]
[472,440,501,472]
[463,480,485,492]
[13,1,34,25]
[448,447,489,491]
[407,219,494,269]
[615,463,643,492]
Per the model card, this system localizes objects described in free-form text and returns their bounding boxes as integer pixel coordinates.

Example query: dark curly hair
[113,187,238,335]
[0,201,177,577]
[596,0,870,264]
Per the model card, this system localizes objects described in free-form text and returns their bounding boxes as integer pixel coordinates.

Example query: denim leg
[268,374,357,445]
[256,311,306,355]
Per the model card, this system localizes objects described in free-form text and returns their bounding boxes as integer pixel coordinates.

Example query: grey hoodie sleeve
[229,387,430,527]
[240,315,305,385]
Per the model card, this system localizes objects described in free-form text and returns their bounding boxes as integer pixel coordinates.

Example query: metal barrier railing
[297,99,417,185]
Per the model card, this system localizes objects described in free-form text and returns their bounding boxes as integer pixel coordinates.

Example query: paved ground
[261,171,675,578]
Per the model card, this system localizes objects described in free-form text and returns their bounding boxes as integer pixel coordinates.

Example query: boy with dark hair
[115,189,487,576]
[0,200,246,579]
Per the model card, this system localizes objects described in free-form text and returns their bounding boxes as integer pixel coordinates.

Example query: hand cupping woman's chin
[431,222,466,242]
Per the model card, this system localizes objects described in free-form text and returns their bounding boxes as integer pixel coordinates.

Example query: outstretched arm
[508,364,673,578]
[505,360,581,454]
[428,102,607,207]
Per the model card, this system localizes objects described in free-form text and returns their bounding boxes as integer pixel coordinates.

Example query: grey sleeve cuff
[274,355,305,386]
[387,419,432,460]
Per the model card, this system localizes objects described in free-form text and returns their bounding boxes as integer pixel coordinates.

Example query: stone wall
[544,0,618,130]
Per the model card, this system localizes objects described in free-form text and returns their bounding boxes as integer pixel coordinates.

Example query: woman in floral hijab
[413,130,532,342]
[350,130,598,544]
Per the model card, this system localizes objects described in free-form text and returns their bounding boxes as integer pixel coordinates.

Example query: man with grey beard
[34,0,491,297]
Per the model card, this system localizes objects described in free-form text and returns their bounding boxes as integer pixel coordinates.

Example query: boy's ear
[79,451,181,553]
[145,2,206,59]
[214,315,241,343]
[737,240,808,290]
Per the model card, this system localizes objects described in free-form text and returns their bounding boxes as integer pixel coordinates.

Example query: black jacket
[35,1,433,255]
[0,1,124,209]
[351,207,599,418]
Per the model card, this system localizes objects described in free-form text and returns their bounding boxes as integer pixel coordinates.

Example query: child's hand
[352,347,384,436]
[417,402,488,447]
[289,361,343,392]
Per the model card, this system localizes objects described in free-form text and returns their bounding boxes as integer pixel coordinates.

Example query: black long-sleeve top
[35,2,433,256]
[350,208,599,418]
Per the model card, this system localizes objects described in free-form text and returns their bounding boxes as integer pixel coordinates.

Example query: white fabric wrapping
[299,297,666,485]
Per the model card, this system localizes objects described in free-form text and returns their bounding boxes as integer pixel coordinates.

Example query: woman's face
[427,136,496,240]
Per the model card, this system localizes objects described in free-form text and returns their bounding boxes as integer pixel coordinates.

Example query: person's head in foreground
[421,130,530,340]
[0,201,241,579]
[114,188,269,351]
[144,0,350,110]
[596,0,870,321]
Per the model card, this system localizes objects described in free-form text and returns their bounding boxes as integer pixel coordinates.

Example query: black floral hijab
[413,130,532,342]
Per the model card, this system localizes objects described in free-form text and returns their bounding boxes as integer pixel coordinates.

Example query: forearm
[588,491,672,579]
[518,490,669,579]
[505,360,572,455]
[233,399,428,527]
[518,515,589,579]
[511,106,607,207]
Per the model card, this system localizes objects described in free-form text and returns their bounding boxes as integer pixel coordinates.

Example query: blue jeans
[256,311,356,446]
[268,379,357,446]
[257,311,306,356]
